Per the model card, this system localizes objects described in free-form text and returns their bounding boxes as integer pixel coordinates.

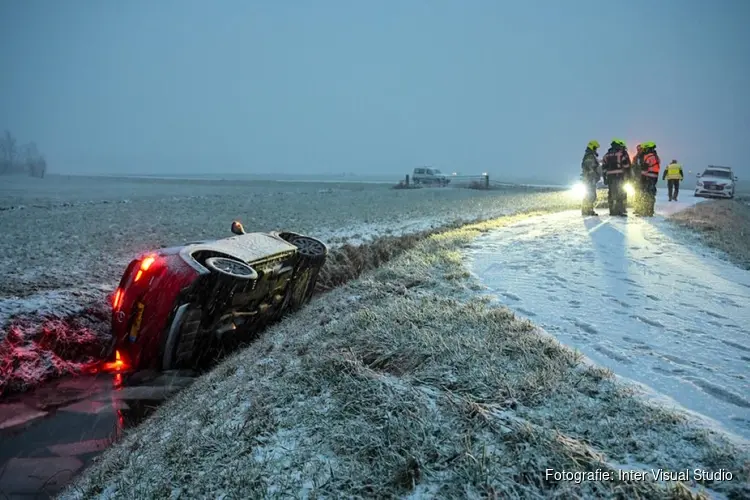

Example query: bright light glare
[102,350,130,372]
[569,182,587,200]
[623,183,635,197]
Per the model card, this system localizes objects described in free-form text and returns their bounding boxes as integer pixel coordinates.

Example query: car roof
[706,165,732,170]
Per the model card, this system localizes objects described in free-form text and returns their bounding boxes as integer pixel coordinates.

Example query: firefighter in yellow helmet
[601,139,632,216]
[580,140,601,216]
[663,159,684,201]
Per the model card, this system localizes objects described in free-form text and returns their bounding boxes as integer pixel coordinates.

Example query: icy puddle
[467,193,750,441]
[0,371,196,498]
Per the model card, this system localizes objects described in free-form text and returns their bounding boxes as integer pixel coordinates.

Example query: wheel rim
[211,258,255,277]
[292,237,325,257]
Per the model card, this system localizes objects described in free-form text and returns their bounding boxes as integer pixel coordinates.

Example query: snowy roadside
[62,211,749,500]
[467,192,750,443]
[668,197,750,270]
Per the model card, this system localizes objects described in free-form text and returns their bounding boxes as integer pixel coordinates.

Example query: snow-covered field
[0,175,569,320]
[467,192,750,441]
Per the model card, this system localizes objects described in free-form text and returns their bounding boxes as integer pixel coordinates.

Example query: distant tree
[32,156,47,178]
[0,130,18,174]
[0,132,48,177]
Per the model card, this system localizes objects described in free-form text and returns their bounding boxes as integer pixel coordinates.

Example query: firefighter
[631,144,645,215]
[601,139,632,216]
[638,141,661,216]
[663,159,684,201]
[580,140,601,216]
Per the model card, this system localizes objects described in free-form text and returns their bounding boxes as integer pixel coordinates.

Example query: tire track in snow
[466,196,750,440]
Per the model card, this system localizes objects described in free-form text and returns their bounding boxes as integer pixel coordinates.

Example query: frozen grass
[63,215,749,500]
[0,175,574,299]
[0,302,110,396]
[667,198,750,270]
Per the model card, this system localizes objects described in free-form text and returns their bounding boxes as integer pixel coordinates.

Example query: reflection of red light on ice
[102,350,130,372]
[114,373,123,387]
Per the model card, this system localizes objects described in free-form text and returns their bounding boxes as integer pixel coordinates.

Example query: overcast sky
[1,0,748,182]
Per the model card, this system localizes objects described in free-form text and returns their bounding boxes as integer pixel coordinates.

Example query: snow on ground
[467,191,750,440]
[0,174,567,311]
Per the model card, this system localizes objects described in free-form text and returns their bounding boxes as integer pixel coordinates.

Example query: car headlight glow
[623,183,635,197]
[569,182,587,200]
[697,182,703,187]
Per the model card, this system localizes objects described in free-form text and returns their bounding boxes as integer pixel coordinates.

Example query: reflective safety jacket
[581,148,601,181]
[641,151,661,178]
[663,162,684,181]
[602,146,631,176]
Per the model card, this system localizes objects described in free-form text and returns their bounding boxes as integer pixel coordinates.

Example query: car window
[704,170,731,178]
[432,169,442,174]
[426,169,434,175]
[414,168,424,174]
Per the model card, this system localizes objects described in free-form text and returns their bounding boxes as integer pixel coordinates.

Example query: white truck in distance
[694,165,738,199]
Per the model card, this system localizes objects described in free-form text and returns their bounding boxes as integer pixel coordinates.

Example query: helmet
[611,138,626,147]
[587,140,600,150]
[671,159,677,163]
[643,141,656,149]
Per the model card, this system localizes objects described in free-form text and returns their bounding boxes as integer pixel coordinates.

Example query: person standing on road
[631,144,645,215]
[663,159,684,201]
[601,139,632,216]
[580,140,601,216]
[638,142,661,216]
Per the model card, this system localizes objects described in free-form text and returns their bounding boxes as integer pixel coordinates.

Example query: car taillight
[134,254,158,283]
[112,288,124,310]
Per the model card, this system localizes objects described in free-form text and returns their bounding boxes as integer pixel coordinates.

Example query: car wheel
[162,303,203,371]
[205,256,259,280]
[290,235,327,261]
[277,234,328,308]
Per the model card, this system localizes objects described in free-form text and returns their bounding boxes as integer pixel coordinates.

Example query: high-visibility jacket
[581,148,601,180]
[664,162,683,181]
[602,147,631,176]
[641,151,661,178]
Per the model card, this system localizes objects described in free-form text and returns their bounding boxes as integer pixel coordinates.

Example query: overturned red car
[108,221,327,373]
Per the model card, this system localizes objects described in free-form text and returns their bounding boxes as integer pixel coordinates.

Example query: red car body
[108,223,327,373]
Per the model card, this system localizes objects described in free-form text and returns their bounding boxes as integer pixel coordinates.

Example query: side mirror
[231,221,245,235]
[734,176,739,181]
[696,173,702,178]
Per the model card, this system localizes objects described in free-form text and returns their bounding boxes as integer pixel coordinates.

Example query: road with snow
[467,192,750,441]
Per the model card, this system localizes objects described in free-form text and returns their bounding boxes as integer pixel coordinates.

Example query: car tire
[290,235,328,264]
[162,303,203,371]
[205,257,259,280]
[278,233,328,308]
